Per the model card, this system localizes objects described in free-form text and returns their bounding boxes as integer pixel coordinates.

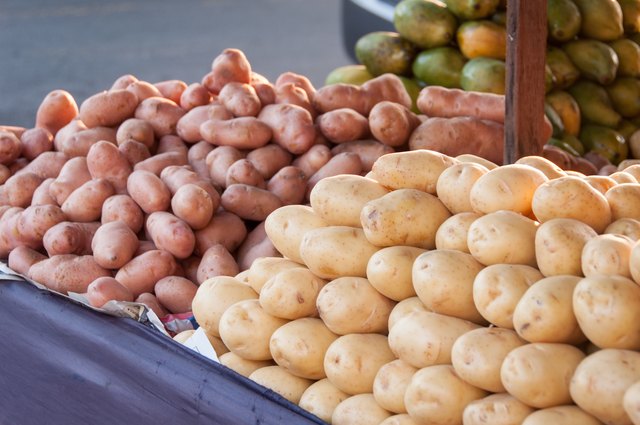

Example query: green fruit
[562,39,619,85]
[609,38,640,78]
[443,0,500,20]
[412,47,467,88]
[545,64,556,93]
[460,57,505,94]
[457,20,507,60]
[546,46,581,89]
[399,76,424,113]
[617,119,639,141]
[545,102,566,138]
[548,138,582,156]
[561,133,586,155]
[573,0,624,41]
[393,0,458,49]
[491,10,507,26]
[569,80,622,128]
[355,31,416,77]
[580,124,629,164]
[618,0,640,34]
[547,0,583,43]
[325,65,373,86]
[606,77,640,117]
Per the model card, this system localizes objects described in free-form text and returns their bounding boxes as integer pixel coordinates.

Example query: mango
[562,39,619,85]
[618,0,640,34]
[460,57,505,95]
[545,102,566,138]
[400,76,424,113]
[569,80,622,128]
[573,0,624,41]
[325,65,373,86]
[580,124,629,165]
[393,0,458,49]
[491,10,507,26]
[561,133,586,155]
[443,0,500,20]
[546,46,581,89]
[355,31,416,77]
[456,20,506,60]
[606,77,640,118]
[546,90,582,136]
[547,0,583,43]
[609,38,640,78]
[617,119,639,141]
[547,138,582,156]
[412,46,467,88]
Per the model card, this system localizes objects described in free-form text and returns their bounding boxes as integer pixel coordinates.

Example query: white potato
[456,153,498,170]
[264,204,327,263]
[299,379,350,424]
[373,359,418,414]
[606,183,640,221]
[332,394,392,425]
[605,218,640,241]
[387,297,428,331]
[366,246,425,301]
[218,352,274,378]
[259,267,326,319]
[463,393,535,425]
[581,233,634,278]
[515,155,566,179]
[435,162,489,214]
[249,365,313,404]
[522,405,602,425]
[534,218,597,277]
[247,256,304,294]
[434,212,482,253]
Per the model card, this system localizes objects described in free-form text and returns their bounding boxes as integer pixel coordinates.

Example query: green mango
[399,76,424,114]
[355,31,417,77]
[443,0,500,20]
[545,64,556,93]
[618,0,640,34]
[609,38,640,77]
[460,57,505,94]
[491,10,507,26]
[547,137,582,156]
[573,0,624,41]
[568,80,622,128]
[617,119,639,141]
[562,39,619,85]
[545,102,566,138]
[580,124,629,164]
[393,0,459,49]
[412,47,467,88]
[546,46,581,89]
[606,77,640,117]
[561,133,586,155]
[325,65,373,86]
[547,0,583,43]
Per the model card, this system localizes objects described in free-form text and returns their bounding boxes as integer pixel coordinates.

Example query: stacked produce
[189,147,640,424]
[332,0,640,168]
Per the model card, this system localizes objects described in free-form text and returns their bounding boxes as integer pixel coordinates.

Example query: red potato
[258,103,316,154]
[14,204,68,251]
[8,158,29,175]
[196,244,240,284]
[7,245,47,276]
[226,159,266,188]
[246,144,293,180]
[154,276,199,314]
[156,135,188,157]
[154,79,188,105]
[15,151,68,179]
[317,108,370,144]
[52,119,87,152]
[119,140,151,166]
[0,207,25,257]
[31,178,57,206]
[85,276,134,308]
[203,48,252,94]
[219,82,262,117]
[92,220,140,269]
[116,118,155,149]
[361,73,413,111]
[171,184,215,230]
[49,157,92,206]
[206,145,246,189]
[61,178,115,222]
[236,221,281,271]
[79,89,138,128]
[267,166,307,205]
[253,82,276,107]
[101,194,145,233]
[58,126,118,157]
[176,105,211,143]
[306,152,364,198]
[200,116,272,150]
[275,71,316,101]
[208,102,235,121]
[181,256,201,285]
[135,240,157,256]
[291,144,332,178]
[187,141,215,180]
[0,130,23,165]
[0,125,27,138]
[35,89,79,136]
[180,82,212,110]
[331,139,395,172]
[133,151,188,175]
[43,221,100,256]
[368,101,422,147]
[159,165,220,205]
[20,127,53,160]
[126,169,171,214]
[275,82,316,118]
[86,140,132,194]
[0,164,10,185]
[28,254,111,295]
[134,96,186,137]
[145,211,196,259]
[194,210,247,255]
[251,72,271,85]
[135,292,169,318]
[111,74,139,90]
[126,80,163,102]
[221,183,283,222]
[115,249,178,297]
[1,172,44,207]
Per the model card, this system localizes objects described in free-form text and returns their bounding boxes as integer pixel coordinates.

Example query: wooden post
[504,0,548,164]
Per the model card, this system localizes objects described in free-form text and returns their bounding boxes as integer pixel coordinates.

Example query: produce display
[329,0,640,169]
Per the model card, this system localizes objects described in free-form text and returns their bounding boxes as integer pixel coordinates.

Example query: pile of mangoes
[327,0,640,166]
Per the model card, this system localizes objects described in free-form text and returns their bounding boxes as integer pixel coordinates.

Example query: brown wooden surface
[504,0,548,164]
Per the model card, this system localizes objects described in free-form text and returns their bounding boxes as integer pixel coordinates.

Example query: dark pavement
[0,0,355,128]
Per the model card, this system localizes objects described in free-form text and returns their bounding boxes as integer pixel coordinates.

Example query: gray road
[0,0,355,128]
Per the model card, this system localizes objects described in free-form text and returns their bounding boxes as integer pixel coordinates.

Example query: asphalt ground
[0,0,355,128]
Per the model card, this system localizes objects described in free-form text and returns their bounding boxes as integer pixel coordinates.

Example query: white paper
[183,327,219,363]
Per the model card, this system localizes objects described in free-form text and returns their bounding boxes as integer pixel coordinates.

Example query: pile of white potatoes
[184,148,640,425]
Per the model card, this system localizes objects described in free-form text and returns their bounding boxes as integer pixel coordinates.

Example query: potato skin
[179,82,212,110]
[57,126,118,158]
[204,48,252,94]
[126,170,171,214]
[61,178,115,222]
[176,105,211,143]
[92,220,140,269]
[258,103,317,154]
[154,79,188,105]
[7,245,47,276]
[236,221,280,272]
[101,194,144,233]
[115,249,178,297]
[291,144,332,178]
[194,210,247,255]
[171,183,214,230]
[306,152,363,199]
[1,172,44,208]
[86,140,133,194]
[0,130,23,165]
[116,118,155,149]
[317,108,369,144]
[219,82,261,117]
[35,89,79,136]
[221,184,283,222]
[86,276,134,308]
[134,96,185,137]
[145,211,195,259]
[28,254,111,295]
[206,145,246,189]
[331,139,395,172]
[200,116,272,150]
[49,157,92,206]
[154,276,198,314]
[20,127,53,161]
[246,143,293,180]
[369,101,421,147]
[267,166,307,206]
[196,244,239,283]
[43,221,100,256]
[79,89,138,128]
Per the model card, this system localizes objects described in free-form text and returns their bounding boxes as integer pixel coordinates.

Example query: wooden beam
[504,0,548,164]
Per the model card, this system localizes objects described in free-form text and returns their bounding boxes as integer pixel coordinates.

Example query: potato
[324,333,396,395]
[35,89,79,136]
[570,349,640,425]
[368,100,421,148]
[582,233,634,278]
[379,414,419,425]
[196,244,239,283]
[20,127,53,161]
[52,119,86,152]
[170,184,214,230]
[28,254,111,295]
[606,183,640,221]
[473,264,543,328]
[174,105,210,144]
[134,96,185,137]
[515,155,566,180]
[265,165,307,206]
[309,174,389,228]
[218,299,288,361]
[79,89,137,128]
[452,327,526,393]
[145,211,195,259]
[299,226,379,279]
[194,211,247,255]
[245,143,293,180]
[218,352,274,378]
[225,158,266,188]
[153,276,198,314]
[269,317,337,379]
[332,394,393,425]
[203,48,252,94]
[361,189,451,249]
[191,276,258,337]
[126,80,163,102]
[49,157,91,206]
[388,310,479,369]
[317,276,395,335]
[118,140,151,166]
[7,245,47,276]
[12,205,67,251]
[116,118,155,149]
[522,405,603,425]
[200,116,272,150]
[85,140,132,194]
[220,183,282,222]
[246,256,304,294]
[468,210,539,267]
[1,172,43,207]
[371,150,458,194]
[218,82,261,117]
[464,394,535,425]
[43,221,99,256]
[606,218,640,241]
[610,171,637,184]
[306,152,364,199]
[387,297,428,331]
[367,246,425,301]
[205,145,245,189]
[456,153,498,170]
[624,381,640,425]
[101,194,144,233]
[61,178,115,222]
[412,249,486,323]
[513,275,586,344]
[435,162,489,214]
[159,164,218,202]
[259,267,326,320]
[317,108,369,144]
[275,82,315,118]
[126,169,171,214]
[15,150,67,180]
[58,126,118,158]
[434,212,481,253]
[405,365,488,425]
[114,250,178,297]
[248,366,313,404]
[573,274,640,349]
[299,378,350,424]
[173,329,195,344]
[154,79,187,104]
[0,164,10,185]
[535,218,598,277]
[258,103,316,154]
[501,343,585,408]
[585,175,618,195]
[85,276,134,308]
[135,292,169,318]
[532,176,612,233]
[291,143,332,178]
[264,204,327,264]
[133,151,188,175]
[179,82,211,111]
[330,139,395,172]
[373,359,417,414]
